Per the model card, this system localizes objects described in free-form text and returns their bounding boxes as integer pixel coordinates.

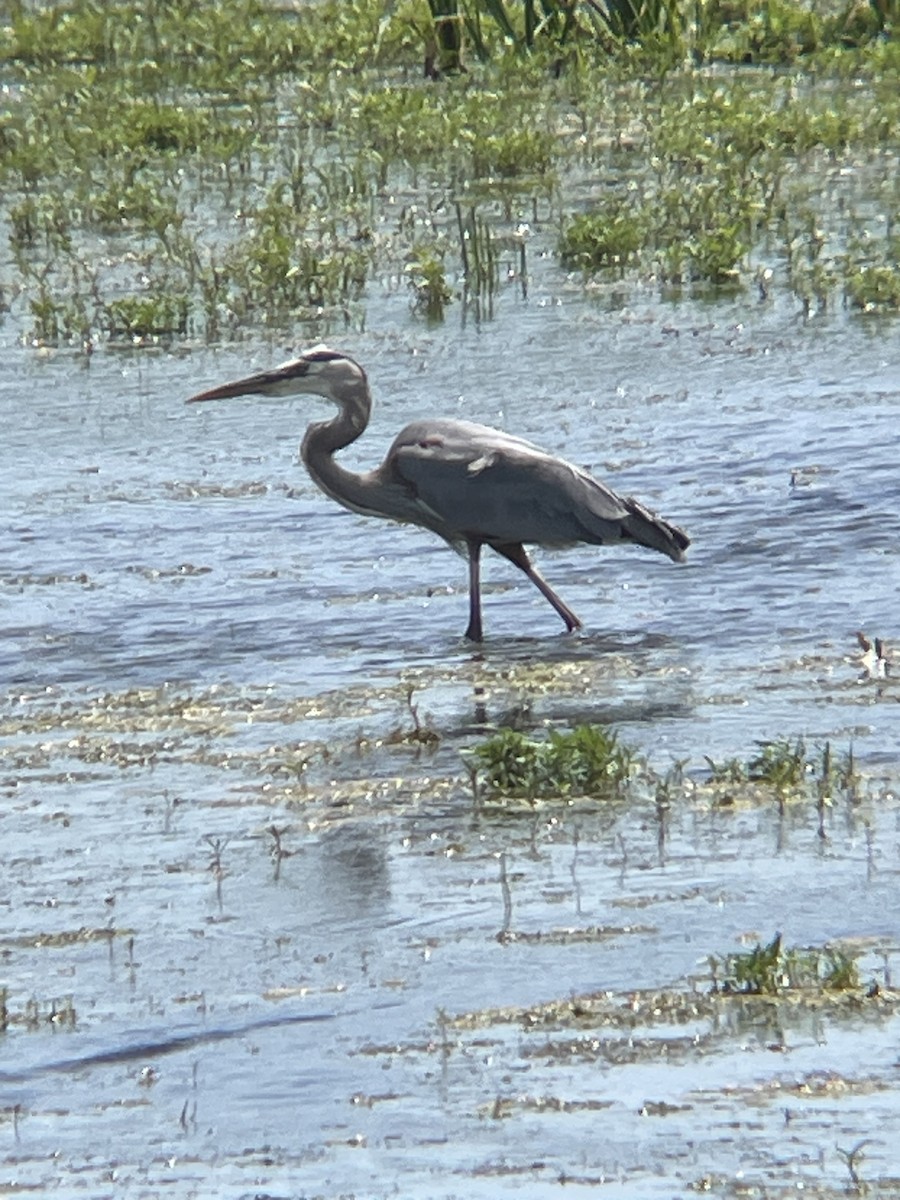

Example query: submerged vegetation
[0,0,898,348]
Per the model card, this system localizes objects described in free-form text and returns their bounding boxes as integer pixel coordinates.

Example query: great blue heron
[187,346,690,641]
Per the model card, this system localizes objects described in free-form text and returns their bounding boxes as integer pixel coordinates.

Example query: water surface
[2,282,900,1197]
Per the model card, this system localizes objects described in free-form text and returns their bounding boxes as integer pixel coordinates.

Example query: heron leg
[464,539,484,642]
[492,542,583,633]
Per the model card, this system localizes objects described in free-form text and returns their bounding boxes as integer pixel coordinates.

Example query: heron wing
[387,419,632,548]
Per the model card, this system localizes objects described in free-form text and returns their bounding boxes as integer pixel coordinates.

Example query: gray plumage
[187,346,689,641]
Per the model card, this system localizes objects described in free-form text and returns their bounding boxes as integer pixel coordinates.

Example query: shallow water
[2,278,900,1197]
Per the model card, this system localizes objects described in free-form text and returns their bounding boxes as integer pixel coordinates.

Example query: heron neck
[300,414,385,518]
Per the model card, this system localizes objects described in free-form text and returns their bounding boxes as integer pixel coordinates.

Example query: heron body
[187,346,690,641]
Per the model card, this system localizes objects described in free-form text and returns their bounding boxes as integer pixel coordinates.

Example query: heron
[187,346,690,641]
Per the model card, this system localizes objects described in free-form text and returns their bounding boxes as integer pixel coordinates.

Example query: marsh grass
[560,70,899,291]
[406,244,454,319]
[1,0,898,346]
[559,206,647,272]
[705,737,858,804]
[467,724,636,800]
[456,204,499,310]
[710,932,861,995]
[104,292,190,340]
[748,737,810,793]
[472,724,862,815]
[847,264,900,310]
[424,0,896,66]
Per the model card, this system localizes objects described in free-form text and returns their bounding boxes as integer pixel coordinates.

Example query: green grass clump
[705,738,857,801]
[470,128,555,179]
[561,187,753,285]
[702,755,747,784]
[747,737,809,792]
[103,292,190,340]
[406,244,454,319]
[711,932,860,995]
[847,264,900,311]
[468,724,636,800]
[559,206,647,271]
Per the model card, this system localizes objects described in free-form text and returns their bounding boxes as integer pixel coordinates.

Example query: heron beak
[186,359,309,404]
[187,374,268,403]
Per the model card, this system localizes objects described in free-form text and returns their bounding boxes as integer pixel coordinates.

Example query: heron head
[186,345,366,405]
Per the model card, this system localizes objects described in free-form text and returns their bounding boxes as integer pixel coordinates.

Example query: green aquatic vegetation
[467,724,636,799]
[470,128,555,179]
[717,931,785,994]
[702,755,747,784]
[290,0,422,73]
[421,0,739,64]
[103,291,190,340]
[847,264,900,310]
[434,0,581,61]
[561,73,896,294]
[227,225,374,318]
[84,178,183,233]
[27,288,91,347]
[0,108,55,188]
[656,180,756,282]
[647,84,867,245]
[8,193,73,255]
[456,205,499,304]
[2,0,898,343]
[116,101,215,156]
[597,0,704,63]
[3,1,119,67]
[202,187,376,321]
[710,1,825,64]
[559,206,647,271]
[561,179,755,284]
[350,85,462,168]
[711,932,861,995]
[789,256,840,317]
[3,0,309,86]
[347,80,555,192]
[825,202,900,314]
[406,244,454,319]
[748,737,809,793]
[0,68,264,203]
[705,737,858,805]
[666,226,747,284]
[650,82,865,171]
[707,0,896,65]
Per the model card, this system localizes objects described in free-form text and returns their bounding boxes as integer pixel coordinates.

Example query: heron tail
[621,496,690,562]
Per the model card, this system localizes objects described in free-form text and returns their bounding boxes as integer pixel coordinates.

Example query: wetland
[1,2,900,1196]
